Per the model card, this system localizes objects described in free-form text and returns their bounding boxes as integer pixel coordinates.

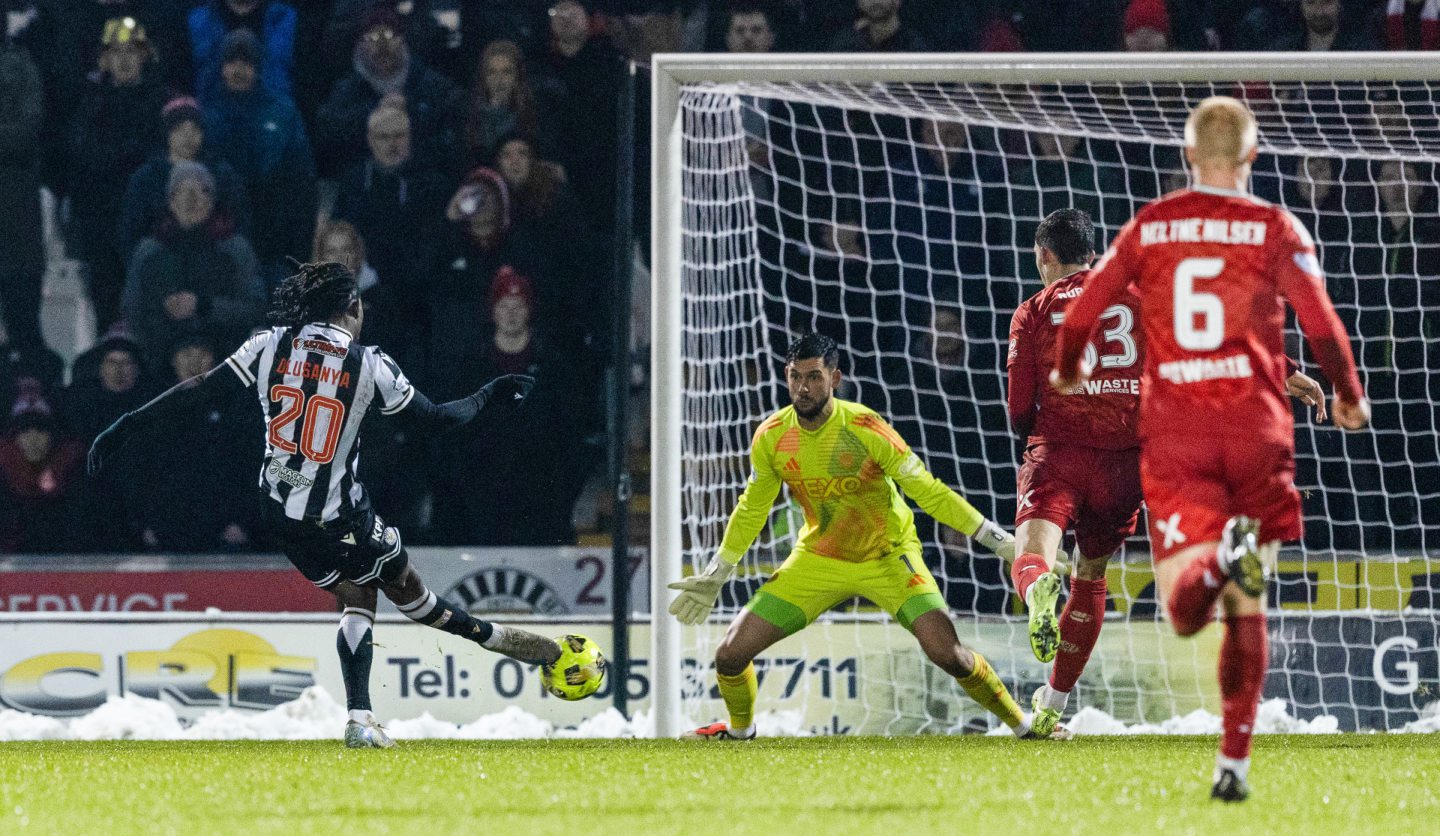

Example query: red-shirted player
[1008,208,1143,677]
[1008,209,1329,742]
[1053,97,1368,802]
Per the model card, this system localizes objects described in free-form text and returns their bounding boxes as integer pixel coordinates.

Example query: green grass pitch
[1,735,1434,834]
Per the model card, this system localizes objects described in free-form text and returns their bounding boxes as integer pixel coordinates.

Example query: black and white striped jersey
[225,322,413,523]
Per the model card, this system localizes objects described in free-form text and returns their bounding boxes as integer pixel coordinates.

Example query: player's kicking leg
[1010,519,1065,664]
[379,564,563,665]
[1029,550,1111,738]
[682,610,787,741]
[327,561,565,749]
[1154,517,1275,802]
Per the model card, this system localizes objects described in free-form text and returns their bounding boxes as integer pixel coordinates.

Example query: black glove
[478,374,535,409]
[86,416,131,476]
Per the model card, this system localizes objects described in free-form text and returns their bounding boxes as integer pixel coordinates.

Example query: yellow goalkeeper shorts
[744,542,946,636]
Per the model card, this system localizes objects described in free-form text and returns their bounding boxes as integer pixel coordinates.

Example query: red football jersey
[1008,269,1141,451]
[1056,186,1361,443]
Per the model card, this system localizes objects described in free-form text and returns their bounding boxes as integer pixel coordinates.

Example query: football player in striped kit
[88,261,564,748]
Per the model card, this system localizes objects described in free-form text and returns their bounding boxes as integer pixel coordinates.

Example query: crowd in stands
[0,0,1434,554]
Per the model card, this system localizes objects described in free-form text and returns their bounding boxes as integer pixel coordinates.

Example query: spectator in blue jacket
[202,28,315,278]
[188,0,296,103]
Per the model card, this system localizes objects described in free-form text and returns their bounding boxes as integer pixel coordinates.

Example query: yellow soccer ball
[542,634,606,700]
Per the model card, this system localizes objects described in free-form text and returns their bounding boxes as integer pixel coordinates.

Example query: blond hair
[1184,96,1258,166]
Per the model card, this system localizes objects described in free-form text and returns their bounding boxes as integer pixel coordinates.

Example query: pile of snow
[1396,701,1440,733]
[0,690,1426,741]
[1065,699,1338,736]
[0,687,801,742]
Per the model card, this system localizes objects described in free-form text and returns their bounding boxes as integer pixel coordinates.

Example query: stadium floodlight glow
[651,52,1440,740]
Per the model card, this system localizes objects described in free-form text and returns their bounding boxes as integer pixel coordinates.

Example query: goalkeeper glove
[666,556,735,625]
[973,519,1016,561]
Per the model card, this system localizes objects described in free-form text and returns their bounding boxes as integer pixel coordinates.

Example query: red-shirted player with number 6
[1053,97,1368,802]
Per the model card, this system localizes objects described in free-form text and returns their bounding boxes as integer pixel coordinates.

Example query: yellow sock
[715,663,758,731]
[957,652,1024,729]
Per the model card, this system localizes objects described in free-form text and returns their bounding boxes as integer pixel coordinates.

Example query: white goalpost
[650,53,1440,740]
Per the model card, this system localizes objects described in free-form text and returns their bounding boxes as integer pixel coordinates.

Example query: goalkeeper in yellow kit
[669,333,1051,739]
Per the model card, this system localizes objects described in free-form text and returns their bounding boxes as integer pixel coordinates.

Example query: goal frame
[648,51,1440,739]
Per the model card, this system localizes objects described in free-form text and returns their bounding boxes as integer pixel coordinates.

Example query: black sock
[336,626,373,712]
[395,590,494,644]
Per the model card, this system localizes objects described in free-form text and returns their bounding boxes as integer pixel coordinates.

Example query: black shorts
[263,501,408,590]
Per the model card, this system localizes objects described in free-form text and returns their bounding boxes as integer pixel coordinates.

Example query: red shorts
[1015,443,1143,559]
[1141,433,1302,562]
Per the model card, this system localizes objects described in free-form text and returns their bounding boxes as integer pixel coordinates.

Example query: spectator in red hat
[314,5,462,179]
[119,96,251,260]
[428,261,589,546]
[977,15,1025,52]
[427,167,548,391]
[444,162,593,340]
[1123,0,1172,51]
[486,266,538,377]
[0,394,84,552]
[444,166,512,252]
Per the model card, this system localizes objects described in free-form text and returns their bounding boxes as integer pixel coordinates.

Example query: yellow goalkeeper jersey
[717,399,984,565]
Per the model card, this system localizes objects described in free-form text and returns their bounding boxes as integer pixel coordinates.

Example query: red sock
[1164,551,1225,636]
[1010,553,1048,602]
[1219,614,1268,760]
[1049,576,1107,693]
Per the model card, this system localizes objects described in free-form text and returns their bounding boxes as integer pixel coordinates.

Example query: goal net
[650,55,1440,737]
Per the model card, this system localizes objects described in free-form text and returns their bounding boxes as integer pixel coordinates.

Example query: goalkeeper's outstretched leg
[909,610,1053,739]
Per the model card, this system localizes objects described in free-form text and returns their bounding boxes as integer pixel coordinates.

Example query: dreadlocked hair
[268,260,359,328]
